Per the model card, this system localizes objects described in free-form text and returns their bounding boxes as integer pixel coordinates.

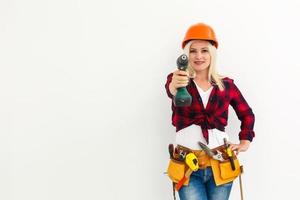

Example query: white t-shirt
[175,81,229,150]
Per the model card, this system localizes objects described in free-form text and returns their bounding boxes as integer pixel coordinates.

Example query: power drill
[174,54,192,107]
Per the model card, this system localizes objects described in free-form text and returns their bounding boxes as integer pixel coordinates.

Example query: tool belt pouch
[210,155,242,186]
[167,159,190,186]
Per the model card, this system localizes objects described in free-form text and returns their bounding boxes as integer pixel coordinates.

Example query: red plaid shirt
[165,73,255,142]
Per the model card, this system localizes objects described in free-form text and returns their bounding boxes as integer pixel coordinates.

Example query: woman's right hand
[169,70,189,96]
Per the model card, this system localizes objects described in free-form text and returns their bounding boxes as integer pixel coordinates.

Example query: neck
[194,69,209,82]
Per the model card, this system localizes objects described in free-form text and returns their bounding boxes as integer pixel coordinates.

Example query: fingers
[229,144,237,151]
[171,70,190,89]
[229,144,241,155]
[173,70,189,76]
[227,141,251,156]
[174,83,189,88]
[229,144,249,156]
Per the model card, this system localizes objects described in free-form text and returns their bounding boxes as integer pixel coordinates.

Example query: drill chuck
[177,54,188,70]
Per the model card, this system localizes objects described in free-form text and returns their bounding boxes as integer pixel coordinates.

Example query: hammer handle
[175,169,193,191]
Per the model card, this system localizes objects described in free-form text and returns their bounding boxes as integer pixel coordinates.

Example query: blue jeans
[178,167,233,200]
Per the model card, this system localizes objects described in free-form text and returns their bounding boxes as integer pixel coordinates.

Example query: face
[189,40,211,72]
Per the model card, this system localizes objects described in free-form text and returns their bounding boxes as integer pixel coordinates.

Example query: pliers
[198,142,225,162]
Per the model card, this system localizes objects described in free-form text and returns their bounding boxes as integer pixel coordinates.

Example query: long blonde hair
[183,40,225,91]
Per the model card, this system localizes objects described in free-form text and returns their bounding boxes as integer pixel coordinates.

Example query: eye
[190,49,197,53]
[202,49,208,53]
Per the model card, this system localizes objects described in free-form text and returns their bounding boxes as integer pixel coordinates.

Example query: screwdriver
[224,138,236,171]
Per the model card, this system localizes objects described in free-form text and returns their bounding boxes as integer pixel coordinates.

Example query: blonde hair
[183,40,225,91]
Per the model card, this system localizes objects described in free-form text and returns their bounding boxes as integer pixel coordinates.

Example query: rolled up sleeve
[165,73,174,99]
[229,82,255,141]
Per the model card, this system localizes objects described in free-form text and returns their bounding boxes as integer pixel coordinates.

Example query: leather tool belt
[167,144,242,187]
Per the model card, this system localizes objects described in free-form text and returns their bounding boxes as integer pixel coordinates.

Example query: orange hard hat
[182,23,218,49]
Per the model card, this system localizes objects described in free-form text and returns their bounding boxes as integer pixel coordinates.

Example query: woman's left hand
[229,140,251,155]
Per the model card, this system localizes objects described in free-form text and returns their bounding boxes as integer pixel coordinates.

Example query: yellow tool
[185,153,199,171]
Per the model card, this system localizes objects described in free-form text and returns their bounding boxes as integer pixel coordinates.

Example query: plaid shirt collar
[182,80,224,142]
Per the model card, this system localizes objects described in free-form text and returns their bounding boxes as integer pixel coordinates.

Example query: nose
[195,52,203,60]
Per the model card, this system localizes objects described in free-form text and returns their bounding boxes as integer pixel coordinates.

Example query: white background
[1,0,300,199]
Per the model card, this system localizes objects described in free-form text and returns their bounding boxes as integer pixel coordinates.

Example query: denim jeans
[178,167,233,200]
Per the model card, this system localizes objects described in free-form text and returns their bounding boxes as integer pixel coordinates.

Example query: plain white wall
[1,0,300,199]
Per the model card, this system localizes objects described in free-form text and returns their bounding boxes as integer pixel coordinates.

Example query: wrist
[240,140,251,145]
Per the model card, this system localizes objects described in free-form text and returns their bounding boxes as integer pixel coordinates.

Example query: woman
[165,23,255,200]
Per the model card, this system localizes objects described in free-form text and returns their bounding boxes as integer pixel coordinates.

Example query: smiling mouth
[194,61,205,65]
